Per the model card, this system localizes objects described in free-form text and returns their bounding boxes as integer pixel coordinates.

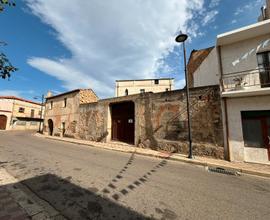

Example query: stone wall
[78,86,224,159]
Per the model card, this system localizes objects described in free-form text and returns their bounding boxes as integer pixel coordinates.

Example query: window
[140,89,145,94]
[49,101,53,110]
[63,98,67,108]
[18,107,25,113]
[257,51,270,87]
[154,79,159,85]
[38,111,42,116]
[241,111,270,148]
[31,109,35,118]
[125,89,128,96]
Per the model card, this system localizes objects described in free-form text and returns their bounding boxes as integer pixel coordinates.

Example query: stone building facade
[78,86,224,159]
[44,89,98,137]
[0,96,43,130]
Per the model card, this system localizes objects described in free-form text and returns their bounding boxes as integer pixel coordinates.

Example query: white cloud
[26,0,204,98]
[234,0,263,16]
[209,0,220,8]
[0,89,35,97]
[202,10,218,26]
[231,19,237,24]
[0,90,22,97]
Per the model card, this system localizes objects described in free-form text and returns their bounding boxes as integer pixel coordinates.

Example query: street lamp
[33,94,45,133]
[175,33,193,159]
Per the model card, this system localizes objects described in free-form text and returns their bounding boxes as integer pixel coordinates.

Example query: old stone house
[78,86,224,159]
[0,96,43,130]
[44,89,98,137]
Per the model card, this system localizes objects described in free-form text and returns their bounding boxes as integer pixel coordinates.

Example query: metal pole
[183,41,193,159]
[38,94,44,133]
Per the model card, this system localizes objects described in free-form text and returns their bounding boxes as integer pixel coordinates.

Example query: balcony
[222,68,270,94]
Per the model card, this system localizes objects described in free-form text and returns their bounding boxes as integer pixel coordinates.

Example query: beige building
[115,78,174,97]
[44,89,98,137]
[0,96,43,131]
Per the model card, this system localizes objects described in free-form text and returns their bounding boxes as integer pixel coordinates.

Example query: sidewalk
[35,134,270,178]
[0,168,64,220]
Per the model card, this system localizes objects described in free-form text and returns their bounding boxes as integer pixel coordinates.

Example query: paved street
[0,131,270,220]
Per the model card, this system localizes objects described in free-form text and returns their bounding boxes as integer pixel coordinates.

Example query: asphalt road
[0,131,269,220]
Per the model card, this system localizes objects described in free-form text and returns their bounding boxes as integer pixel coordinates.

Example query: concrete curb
[34,134,270,179]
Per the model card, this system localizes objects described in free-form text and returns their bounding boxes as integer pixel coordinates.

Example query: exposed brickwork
[78,86,224,159]
[79,89,98,104]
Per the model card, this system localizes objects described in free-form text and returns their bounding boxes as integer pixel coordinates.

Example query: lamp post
[175,33,193,159]
[34,94,44,133]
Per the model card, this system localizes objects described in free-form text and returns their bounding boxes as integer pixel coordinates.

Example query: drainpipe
[217,46,231,161]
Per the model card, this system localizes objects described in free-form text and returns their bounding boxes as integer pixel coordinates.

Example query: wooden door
[0,115,7,130]
[264,117,270,160]
[111,102,135,144]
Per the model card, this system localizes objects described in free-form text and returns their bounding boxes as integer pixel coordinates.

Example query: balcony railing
[222,68,270,92]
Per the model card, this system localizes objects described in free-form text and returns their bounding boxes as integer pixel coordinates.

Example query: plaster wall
[226,95,270,163]
[116,79,174,97]
[193,48,219,87]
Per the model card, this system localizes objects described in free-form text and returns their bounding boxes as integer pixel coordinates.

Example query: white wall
[116,79,174,97]
[220,34,270,74]
[226,95,270,164]
[193,48,219,87]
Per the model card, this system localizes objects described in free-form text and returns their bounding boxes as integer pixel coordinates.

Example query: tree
[0,0,17,79]
[0,0,16,12]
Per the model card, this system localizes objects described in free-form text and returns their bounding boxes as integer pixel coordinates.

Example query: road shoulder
[35,133,270,179]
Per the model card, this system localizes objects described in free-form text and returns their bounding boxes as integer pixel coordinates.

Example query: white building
[189,1,270,164]
[115,78,174,97]
[217,19,270,164]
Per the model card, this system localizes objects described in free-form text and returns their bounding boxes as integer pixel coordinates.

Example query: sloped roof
[46,88,98,100]
[187,46,214,76]
[0,96,42,105]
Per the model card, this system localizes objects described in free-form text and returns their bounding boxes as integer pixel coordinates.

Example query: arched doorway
[0,115,7,130]
[48,119,54,136]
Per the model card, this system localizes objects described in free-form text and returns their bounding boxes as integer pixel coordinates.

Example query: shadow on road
[4,173,152,220]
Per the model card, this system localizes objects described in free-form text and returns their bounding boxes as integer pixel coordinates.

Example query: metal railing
[222,67,270,92]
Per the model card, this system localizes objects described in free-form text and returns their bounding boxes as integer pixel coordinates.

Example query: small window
[63,98,67,108]
[18,107,25,113]
[49,101,53,110]
[140,89,145,94]
[125,89,128,96]
[31,109,35,118]
[154,79,159,85]
[38,111,42,116]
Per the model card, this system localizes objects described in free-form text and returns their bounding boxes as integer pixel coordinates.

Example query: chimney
[258,0,270,21]
[46,91,53,98]
[266,0,270,19]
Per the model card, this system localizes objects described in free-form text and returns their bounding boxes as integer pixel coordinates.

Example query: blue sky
[0,0,265,100]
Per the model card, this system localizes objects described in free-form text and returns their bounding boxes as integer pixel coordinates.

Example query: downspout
[217,45,230,161]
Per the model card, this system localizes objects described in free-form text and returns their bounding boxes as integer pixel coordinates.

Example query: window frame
[18,107,25,113]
